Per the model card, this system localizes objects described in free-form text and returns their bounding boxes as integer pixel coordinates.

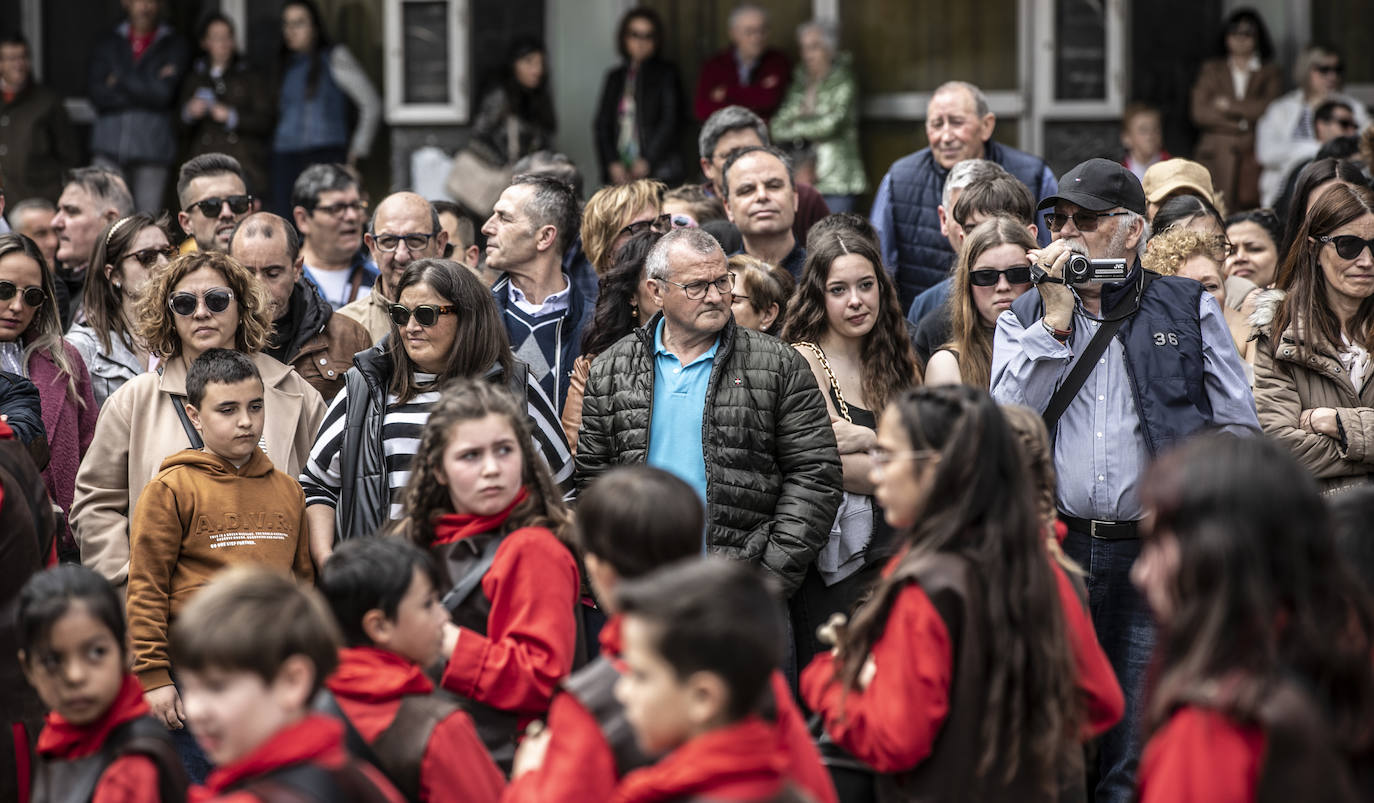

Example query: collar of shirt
[508,274,571,316]
[654,317,720,367]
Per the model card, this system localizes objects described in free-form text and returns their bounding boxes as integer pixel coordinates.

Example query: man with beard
[176,152,255,252]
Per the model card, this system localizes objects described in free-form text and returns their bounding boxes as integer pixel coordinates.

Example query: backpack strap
[312,690,387,771]
[112,717,190,803]
[369,691,464,801]
[440,534,506,616]
[168,394,204,450]
[240,762,395,803]
[562,657,651,777]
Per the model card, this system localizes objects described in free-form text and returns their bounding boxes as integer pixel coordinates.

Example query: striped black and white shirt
[300,369,573,524]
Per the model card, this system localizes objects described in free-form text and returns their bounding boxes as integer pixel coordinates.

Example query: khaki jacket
[291,314,372,402]
[71,352,325,589]
[337,288,392,345]
[1252,291,1374,493]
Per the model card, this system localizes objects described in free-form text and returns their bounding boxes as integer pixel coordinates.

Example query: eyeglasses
[372,232,436,252]
[1320,235,1374,260]
[619,213,672,239]
[625,29,655,41]
[1044,210,1131,233]
[126,245,177,268]
[969,266,1033,287]
[0,280,45,308]
[1332,118,1359,132]
[185,195,254,217]
[867,447,939,470]
[1312,63,1344,76]
[389,303,456,327]
[659,272,735,300]
[313,200,367,218]
[168,288,234,316]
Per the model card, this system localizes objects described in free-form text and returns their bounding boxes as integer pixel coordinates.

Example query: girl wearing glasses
[801,386,1085,801]
[0,234,98,563]
[781,222,921,664]
[66,214,174,407]
[1253,182,1374,493]
[926,217,1037,388]
[72,250,326,591]
[300,258,572,554]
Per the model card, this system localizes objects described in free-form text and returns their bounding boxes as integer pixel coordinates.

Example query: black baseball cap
[1036,158,1147,216]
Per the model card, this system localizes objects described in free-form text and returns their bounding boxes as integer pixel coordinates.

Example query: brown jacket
[127,447,313,691]
[1252,290,1374,493]
[0,81,79,204]
[71,352,325,590]
[337,287,393,345]
[1190,58,1281,211]
[290,312,372,402]
[560,354,593,453]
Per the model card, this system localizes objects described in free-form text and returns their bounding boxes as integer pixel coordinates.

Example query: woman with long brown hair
[781,218,921,663]
[925,217,1036,387]
[801,385,1083,801]
[395,378,579,771]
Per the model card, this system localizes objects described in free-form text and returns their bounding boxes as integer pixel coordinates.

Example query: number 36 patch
[1153,332,1179,346]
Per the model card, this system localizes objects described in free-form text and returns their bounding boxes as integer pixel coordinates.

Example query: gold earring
[631,304,639,320]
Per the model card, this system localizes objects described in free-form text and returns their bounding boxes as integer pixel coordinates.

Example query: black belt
[1059,514,1139,540]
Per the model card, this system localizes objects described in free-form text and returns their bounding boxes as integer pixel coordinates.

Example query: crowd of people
[1,3,1374,803]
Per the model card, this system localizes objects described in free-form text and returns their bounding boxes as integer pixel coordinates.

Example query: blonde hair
[136,250,272,360]
[728,253,793,336]
[581,179,666,274]
[942,217,1036,389]
[1141,228,1227,277]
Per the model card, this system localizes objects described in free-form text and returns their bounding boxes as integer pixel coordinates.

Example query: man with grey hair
[340,191,448,343]
[51,166,134,327]
[871,80,1058,311]
[576,226,841,602]
[9,198,58,269]
[291,162,377,310]
[697,105,830,247]
[694,4,790,122]
[992,158,1258,803]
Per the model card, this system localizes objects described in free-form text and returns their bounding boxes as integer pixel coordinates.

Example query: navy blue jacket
[491,264,596,415]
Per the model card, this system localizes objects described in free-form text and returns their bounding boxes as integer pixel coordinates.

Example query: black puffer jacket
[575,314,842,596]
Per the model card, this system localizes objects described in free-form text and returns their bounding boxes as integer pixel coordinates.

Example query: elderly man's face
[52,184,114,269]
[230,228,301,321]
[730,9,767,63]
[367,196,446,298]
[926,87,995,170]
[651,244,732,341]
[1050,202,1141,260]
[14,207,58,269]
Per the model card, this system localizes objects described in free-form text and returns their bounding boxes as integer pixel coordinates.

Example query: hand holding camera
[1027,241,1079,332]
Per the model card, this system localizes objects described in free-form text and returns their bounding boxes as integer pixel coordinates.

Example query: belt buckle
[1090,519,1114,538]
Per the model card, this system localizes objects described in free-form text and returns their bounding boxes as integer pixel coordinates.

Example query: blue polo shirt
[646,318,720,502]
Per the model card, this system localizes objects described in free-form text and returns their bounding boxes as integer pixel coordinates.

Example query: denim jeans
[1062,528,1154,803]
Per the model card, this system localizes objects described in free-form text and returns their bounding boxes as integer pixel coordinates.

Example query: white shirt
[508,273,571,316]
[1229,56,1260,100]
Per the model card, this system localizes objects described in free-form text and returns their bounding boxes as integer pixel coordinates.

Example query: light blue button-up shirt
[646,318,721,502]
[991,292,1259,521]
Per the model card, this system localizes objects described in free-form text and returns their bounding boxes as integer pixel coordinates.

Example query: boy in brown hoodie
[126,348,313,747]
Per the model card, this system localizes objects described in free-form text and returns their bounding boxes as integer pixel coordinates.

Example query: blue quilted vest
[887,141,1055,309]
[1011,268,1212,457]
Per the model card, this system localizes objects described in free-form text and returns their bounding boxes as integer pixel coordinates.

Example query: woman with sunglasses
[926,217,1037,387]
[0,233,98,562]
[71,250,326,590]
[780,221,921,664]
[579,178,667,276]
[300,258,571,556]
[66,214,175,407]
[1252,182,1374,492]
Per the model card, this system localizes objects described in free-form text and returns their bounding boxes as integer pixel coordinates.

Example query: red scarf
[37,674,150,759]
[431,487,530,545]
[327,646,434,703]
[611,718,788,803]
[197,715,345,797]
[129,28,155,60]
[599,614,623,657]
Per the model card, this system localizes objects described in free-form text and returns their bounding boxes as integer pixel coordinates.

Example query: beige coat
[71,352,325,589]
[1252,291,1374,493]
[336,287,392,344]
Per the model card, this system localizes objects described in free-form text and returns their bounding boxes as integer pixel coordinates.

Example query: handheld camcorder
[1064,255,1130,284]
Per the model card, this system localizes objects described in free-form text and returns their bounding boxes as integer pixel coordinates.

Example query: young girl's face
[21,601,126,726]
[869,404,940,530]
[823,254,880,341]
[437,413,525,516]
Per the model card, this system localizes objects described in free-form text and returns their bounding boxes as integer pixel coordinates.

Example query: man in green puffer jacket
[575,228,841,597]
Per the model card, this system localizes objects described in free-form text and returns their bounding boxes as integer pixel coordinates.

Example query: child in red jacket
[1133,435,1374,802]
[170,568,404,802]
[505,466,835,803]
[393,379,581,770]
[610,559,807,803]
[318,537,505,803]
[20,565,187,803]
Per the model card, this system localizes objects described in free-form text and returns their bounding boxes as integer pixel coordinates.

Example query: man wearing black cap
[990,158,1259,803]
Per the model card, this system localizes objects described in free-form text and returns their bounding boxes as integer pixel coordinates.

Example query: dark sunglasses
[1320,235,1374,260]
[184,195,254,217]
[619,213,672,239]
[1313,63,1344,75]
[969,266,1033,287]
[126,245,177,268]
[389,303,456,327]
[1332,118,1358,131]
[0,280,45,308]
[168,288,234,316]
[1044,210,1131,233]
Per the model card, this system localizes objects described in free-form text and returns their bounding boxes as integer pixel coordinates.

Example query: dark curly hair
[581,229,662,356]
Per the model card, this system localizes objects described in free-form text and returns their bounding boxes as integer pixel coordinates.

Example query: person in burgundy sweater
[1132,434,1374,802]
[611,559,809,803]
[393,378,581,772]
[694,5,789,123]
[505,466,836,803]
[19,565,186,803]
[319,537,505,803]
[802,385,1114,801]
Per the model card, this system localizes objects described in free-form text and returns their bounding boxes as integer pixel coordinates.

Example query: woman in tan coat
[1252,182,1374,493]
[71,250,325,591]
[1189,9,1281,211]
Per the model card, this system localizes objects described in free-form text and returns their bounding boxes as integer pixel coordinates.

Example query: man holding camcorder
[990,158,1259,803]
